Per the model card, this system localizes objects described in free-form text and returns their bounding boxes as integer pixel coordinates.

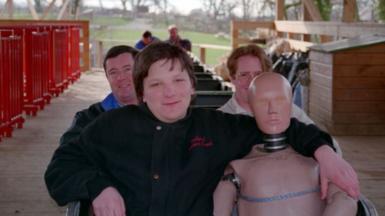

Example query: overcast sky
[0,0,204,15]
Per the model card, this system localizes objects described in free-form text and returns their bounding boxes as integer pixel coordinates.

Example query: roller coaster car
[66,195,378,216]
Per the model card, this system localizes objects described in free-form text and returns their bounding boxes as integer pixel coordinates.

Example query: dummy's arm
[323,184,357,216]
[213,169,239,216]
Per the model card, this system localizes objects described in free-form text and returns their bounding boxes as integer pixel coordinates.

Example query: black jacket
[45,104,332,216]
[59,102,105,146]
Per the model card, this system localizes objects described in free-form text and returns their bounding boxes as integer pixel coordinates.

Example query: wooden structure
[230,0,385,136]
[231,19,385,135]
[231,20,385,51]
[0,20,90,72]
[309,35,385,135]
[230,0,382,50]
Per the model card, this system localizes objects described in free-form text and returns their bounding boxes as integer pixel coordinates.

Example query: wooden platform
[0,70,109,216]
[0,71,384,215]
[337,136,385,214]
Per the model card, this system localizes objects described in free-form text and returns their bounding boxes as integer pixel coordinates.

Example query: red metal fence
[0,30,24,139]
[0,23,83,141]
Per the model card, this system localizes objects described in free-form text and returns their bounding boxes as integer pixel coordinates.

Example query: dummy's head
[248,72,292,135]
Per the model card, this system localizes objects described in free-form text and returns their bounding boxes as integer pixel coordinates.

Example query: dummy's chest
[230,147,319,195]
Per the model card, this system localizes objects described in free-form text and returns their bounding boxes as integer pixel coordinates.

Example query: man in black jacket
[60,45,139,146]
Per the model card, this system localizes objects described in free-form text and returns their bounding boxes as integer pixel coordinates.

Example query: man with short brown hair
[59,45,138,146]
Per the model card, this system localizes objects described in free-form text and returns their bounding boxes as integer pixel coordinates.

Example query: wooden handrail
[193,43,231,50]
[193,43,231,64]
[231,20,275,30]
[274,21,385,38]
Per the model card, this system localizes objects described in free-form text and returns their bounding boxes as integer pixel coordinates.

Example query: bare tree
[121,0,128,12]
[239,0,255,20]
[34,0,43,13]
[257,0,275,18]
[202,0,230,20]
[71,0,82,18]
[129,0,148,13]
[98,0,104,10]
[224,2,237,19]
[377,0,385,21]
[152,0,170,25]
[285,0,301,20]
[314,0,332,20]
[152,0,169,13]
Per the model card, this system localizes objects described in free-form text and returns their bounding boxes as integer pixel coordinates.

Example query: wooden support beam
[41,0,57,20]
[26,0,39,20]
[57,0,71,20]
[287,32,295,39]
[6,0,14,19]
[301,1,312,42]
[79,20,90,71]
[231,20,238,49]
[96,40,104,68]
[302,0,322,21]
[199,47,206,64]
[275,0,284,37]
[342,0,357,22]
[275,0,284,20]
[302,0,333,43]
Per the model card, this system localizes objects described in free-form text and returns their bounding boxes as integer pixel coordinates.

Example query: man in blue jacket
[135,31,159,50]
[59,45,138,146]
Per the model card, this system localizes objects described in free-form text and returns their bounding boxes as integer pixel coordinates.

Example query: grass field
[92,17,231,66]
[3,14,231,66]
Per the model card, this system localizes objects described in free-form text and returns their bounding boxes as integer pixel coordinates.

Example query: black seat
[191,90,233,109]
[66,200,91,216]
[196,79,223,91]
[194,72,214,79]
[193,65,204,72]
[356,195,378,216]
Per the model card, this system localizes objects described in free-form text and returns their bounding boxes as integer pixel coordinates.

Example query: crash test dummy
[213,72,357,216]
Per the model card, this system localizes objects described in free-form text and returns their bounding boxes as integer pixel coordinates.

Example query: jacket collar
[227,96,252,116]
[138,103,192,127]
[101,93,121,111]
